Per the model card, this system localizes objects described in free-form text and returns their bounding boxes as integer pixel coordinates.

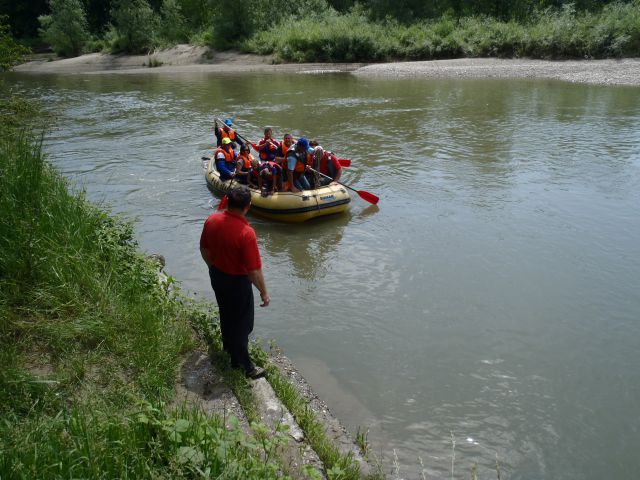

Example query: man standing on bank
[200,185,270,379]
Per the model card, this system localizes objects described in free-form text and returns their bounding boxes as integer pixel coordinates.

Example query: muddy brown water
[8,71,640,479]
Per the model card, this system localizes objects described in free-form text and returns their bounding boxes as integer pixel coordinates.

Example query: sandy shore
[14,44,640,86]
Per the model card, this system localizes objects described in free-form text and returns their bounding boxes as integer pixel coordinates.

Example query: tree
[0,16,29,70]
[159,0,188,43]
[38,0,89,57]
[211,0,329,47]
[110,0,158,53]
[0,0,48,39]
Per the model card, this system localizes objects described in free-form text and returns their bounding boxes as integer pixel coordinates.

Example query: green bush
[0,16,30,70]
[37,0,89,57]
[159,0,189,45]
[109,0,158,53]
[243,1,640,61]
[211,0,330,48]
[245,10,395,62]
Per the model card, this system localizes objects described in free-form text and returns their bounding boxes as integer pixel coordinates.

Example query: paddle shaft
[215,117,257,146]
[306,167,379,205]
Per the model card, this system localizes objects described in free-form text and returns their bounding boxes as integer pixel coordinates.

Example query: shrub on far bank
[0,17,30,70]
[37,0,89,57]
[244,10,395,62]
[108,0,159,53]
[243,1,640,62]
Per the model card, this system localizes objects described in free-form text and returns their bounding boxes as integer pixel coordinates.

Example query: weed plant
[244,2,640,62]
[0,95,289,478]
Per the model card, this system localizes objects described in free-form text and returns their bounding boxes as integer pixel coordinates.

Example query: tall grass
[243,1,640,62]
[0,95,289,478]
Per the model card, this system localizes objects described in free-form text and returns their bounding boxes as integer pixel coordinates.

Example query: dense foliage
[1,0,639,59]
[245,2,640,61]
[0,16,28,69]
[0,94,303,479]
[38,0,89,57]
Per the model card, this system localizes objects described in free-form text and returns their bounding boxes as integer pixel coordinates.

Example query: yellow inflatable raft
[205,159,350,223]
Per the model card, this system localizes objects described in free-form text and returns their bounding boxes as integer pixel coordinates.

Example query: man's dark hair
[228,185,251,210]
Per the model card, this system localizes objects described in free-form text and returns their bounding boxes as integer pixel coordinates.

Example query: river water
[9,71,640,479]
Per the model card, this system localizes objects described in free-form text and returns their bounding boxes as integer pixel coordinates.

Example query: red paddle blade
[338,158,351,167]
[356,189,379,205]
[217,195,229,210]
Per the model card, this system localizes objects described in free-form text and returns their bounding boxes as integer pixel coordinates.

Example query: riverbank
[14,46,640,86]
[0,95,376,479]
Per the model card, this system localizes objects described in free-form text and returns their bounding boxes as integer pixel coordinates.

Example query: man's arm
[247,269,270,307]
[286,153,300,193]
[331,154,342,182]
[200,247,211,267]
[214,124,222,147]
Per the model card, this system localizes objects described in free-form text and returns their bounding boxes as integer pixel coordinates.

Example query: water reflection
[253,211,350,282]
[9,70,640,480]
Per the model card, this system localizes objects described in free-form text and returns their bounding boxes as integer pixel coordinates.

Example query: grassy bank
[8,0,640,63]
[243,2,640,62]
[0,95,298,478]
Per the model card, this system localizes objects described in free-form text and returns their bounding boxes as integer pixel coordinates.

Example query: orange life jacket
[214,147,234,163]
[221,129,236,141]
[238,153,253,171]
[258,138,279,161]
[281,142,291,156]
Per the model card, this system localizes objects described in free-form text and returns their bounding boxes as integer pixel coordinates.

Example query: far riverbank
[13,46,640,86]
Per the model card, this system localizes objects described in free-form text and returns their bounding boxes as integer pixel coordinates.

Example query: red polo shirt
[200,210,262,275]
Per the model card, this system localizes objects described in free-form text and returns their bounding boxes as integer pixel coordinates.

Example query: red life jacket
[258,138,279,161]
[262,161,282,175]
[319,152,338,175]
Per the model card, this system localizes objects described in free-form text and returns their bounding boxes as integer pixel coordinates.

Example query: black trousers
[208,266,255,373]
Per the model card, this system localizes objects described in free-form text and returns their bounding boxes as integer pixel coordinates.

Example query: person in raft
[214,137,237,181]
[285,137,313,192]
[257,160,283,195]
[214,118,243,151]
[256,127,280,162]
[307,145,343,188]
[235,143,254,185]
[200,185,270,379]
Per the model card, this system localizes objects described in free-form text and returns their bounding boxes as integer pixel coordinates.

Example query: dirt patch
[173,349,249,431]
[354,57,640,86]
[14,47,640,86]
[14,45,363,75]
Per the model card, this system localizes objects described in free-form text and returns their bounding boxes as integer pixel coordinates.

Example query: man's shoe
[247,366,265,379]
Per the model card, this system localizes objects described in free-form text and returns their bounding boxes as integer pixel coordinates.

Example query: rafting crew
[212,121,346,193]
[214,137,237,181]
[256,127,280,162]
[235,143,254,185]
[214,118,243,151]
[284,137,314,192]
[257,161,283,195]
[307,145,342,188]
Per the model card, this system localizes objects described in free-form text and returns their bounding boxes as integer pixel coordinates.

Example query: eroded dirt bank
[14,45,640,86]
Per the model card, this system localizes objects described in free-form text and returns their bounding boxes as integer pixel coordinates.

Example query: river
[9,71,640,479]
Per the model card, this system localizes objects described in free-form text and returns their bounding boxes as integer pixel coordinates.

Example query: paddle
[306,166,379,205]
[217,177,234,210]
[215,117,260,150]
[337,158,351,167]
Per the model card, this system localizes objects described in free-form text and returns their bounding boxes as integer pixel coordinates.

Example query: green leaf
[176,446,204,465]
[174,418,190,433]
